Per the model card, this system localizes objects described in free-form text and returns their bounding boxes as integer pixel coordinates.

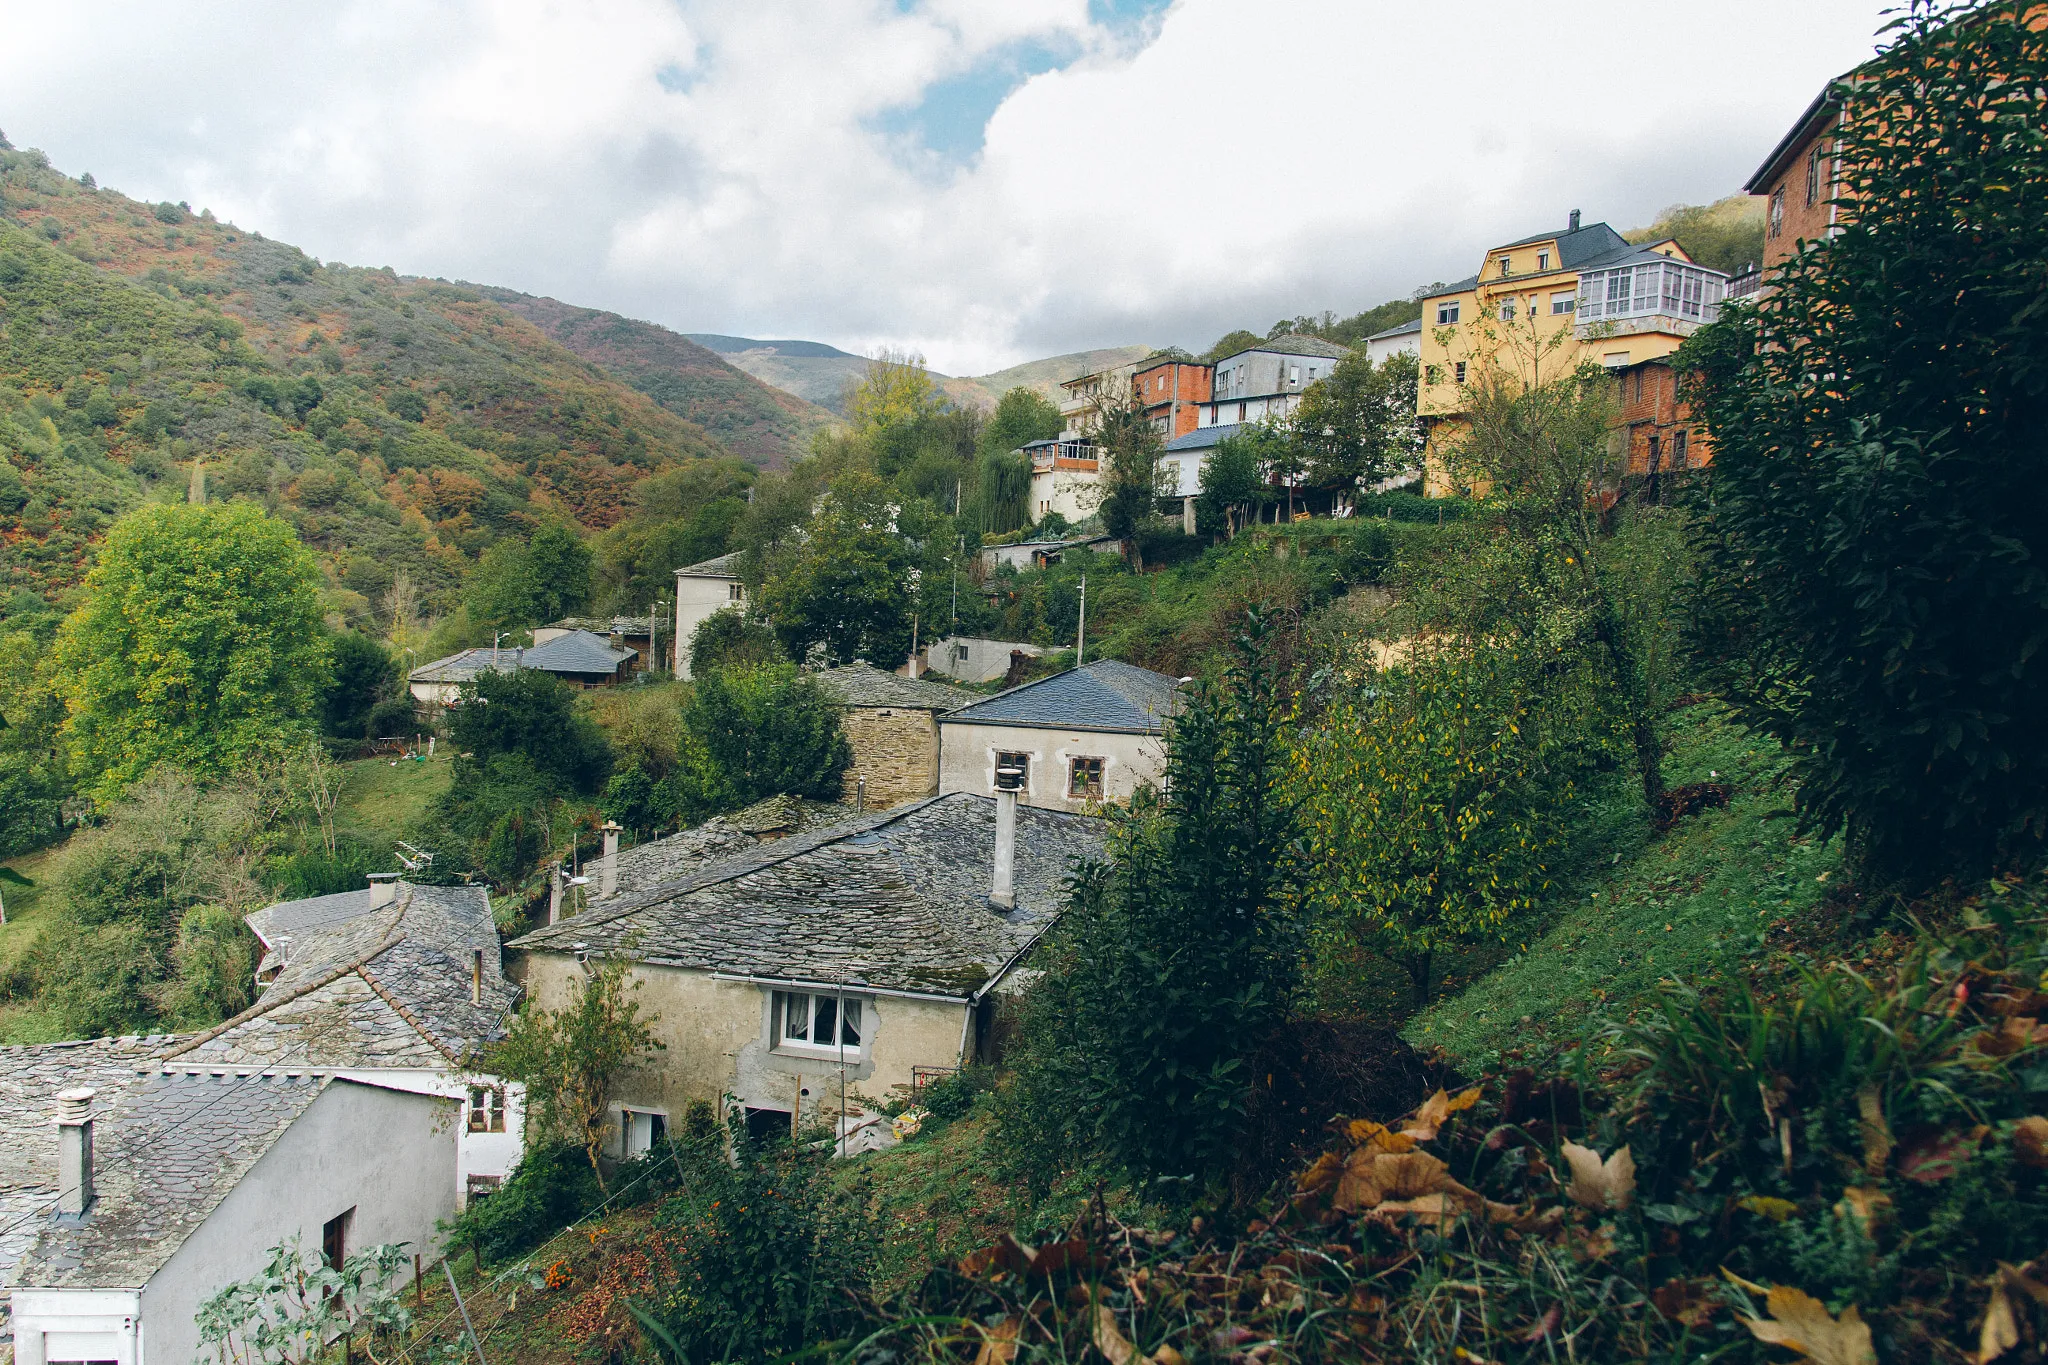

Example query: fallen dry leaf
[2013,1116,2048,1169]
[1833,1187,1890,1238]
[1296,1150,1343,1195]
[1739,1285,1877,1365]
[971,1316,1021,1365]
[1899,1125,1989,1183]
[1560,1142,1636,1210]
[1092,1304,1180,1365]
[1652,1278,1719,1328]
[1978,1277,2020,1364]
[1401,1086,1481,1141]
[1346,1119,1418,1153]
[1738,1195,1799,1222]
[1856,1085,1892,1178]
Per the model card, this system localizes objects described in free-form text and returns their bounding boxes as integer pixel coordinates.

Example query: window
[467,1084,506,1133]
[1603,352,1630,367]
[1498,299,1516,321]
[775,990,863,1055]
[1768,187,1785,238]
[465,1174,503,1203]
[1537,251,1550,271]
[954,643,969,662]
[996,750,1029,791]
[1288,365,1300,385]
[1069,756,1105,799]
[322,1208,354,1274]
[1498,256,1511,276]
[1805,142,1824,207]
[1453,361,1467,384]
[1674,427,1690,465]
[1647,434,1661,471]
[727,582,744,601]
[1435,301,1460,325]
[1550,291,1575,314]
[620,1107,667,1157]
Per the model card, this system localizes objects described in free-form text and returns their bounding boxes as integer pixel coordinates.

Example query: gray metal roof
[521,629,635,676]
[17,1072,332,1288]
[1163,423,1247,453]
[675,552,743,579]
[940,659,1180,734]
[172,883,513,1071]
[814,663,980,711]
[0,1034,182,1294]
[598,794,852,904]
[1214,333,1351,364]
[511,794,1106,996]
[1365,318,1423,340]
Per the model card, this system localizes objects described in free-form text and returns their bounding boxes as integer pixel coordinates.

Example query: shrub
[447,668,609,795]
[441,1141,601,1266]
[687,607,783,676]
[663,664,849,821]
[160,904,255,1026]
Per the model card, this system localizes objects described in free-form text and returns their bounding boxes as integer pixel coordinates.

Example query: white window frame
[1435,301,1461,325]
[466,1083,506,1133]
[1498,299,1516,321]
[773,989,866,1059]
[619,1107,668,1157]
[1453,361,1467,384]
[1550,291,1575,315]
[1537,251,1550,271]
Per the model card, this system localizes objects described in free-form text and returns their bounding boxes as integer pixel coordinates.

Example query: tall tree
[1289,350,1422,494]
[53,502,329,803]
[757,473,912,667]
[1092,377,1166,567]
[978,385,1062,457]
[662,663,851,822]
[467,521,593,630]
[1680,0,2048,882]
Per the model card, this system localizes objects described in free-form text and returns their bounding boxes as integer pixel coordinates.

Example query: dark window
[1647,435,1662,471]
[465,1174,503,1202]
[744,1106,791,1144]
[1435,301,1461,325]
[775,990,863,1052]
[1069,756,1105,799]
[322,1208,353,1273]
[996,751,1030,791]
[1805,142,1824,207]
[1768,187,1785,239]
[468,1084,505,1133]
[1453,362,1467,384]
[1674,428,1690,464]
[954,643,969,662]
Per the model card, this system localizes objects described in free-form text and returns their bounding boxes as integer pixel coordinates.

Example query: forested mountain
[0,139,766,625]
[486,293,835,466]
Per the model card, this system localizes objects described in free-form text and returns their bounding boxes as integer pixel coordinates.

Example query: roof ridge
[355,955,466,1064]
[160,933,407,1061]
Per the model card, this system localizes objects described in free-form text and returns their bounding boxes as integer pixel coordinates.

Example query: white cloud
[0,0,1891,374]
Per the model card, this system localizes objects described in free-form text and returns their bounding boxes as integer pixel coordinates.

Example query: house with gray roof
[510,793,1105,1145]
[8,1070,454,1365]
[1199,334,1351,433]
[939,659,1179,813]
[814,663,979,808]
[407,628,637,707]
[582,794,849,910]
[1365,317,1423,365]
[673,552,748,679]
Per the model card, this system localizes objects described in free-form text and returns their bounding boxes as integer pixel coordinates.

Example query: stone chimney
[56,1087,95,1216]
[367,871,400,909]
[1568,208,1581,232]
[471,948,484,1006]
[991,766,1023,909]
[599,821,623,900]
[548,863,564,925]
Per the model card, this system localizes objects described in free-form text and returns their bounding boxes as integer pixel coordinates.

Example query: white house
[939,659,1179,813]
[1020,440,1103,525]
[1364,317,1423,366]
[510,795,1106,1144]
[1197,334,1351,430]
[673,552,748,678]
[921,636,1045,685]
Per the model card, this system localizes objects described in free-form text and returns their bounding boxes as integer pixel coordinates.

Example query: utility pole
[951,536,961,632]
[1076,574,1087,666]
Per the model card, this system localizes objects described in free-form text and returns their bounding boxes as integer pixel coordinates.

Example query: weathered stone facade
[841,706,943,807]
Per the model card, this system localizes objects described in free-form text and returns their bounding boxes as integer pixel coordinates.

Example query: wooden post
[414,1253,423,1306]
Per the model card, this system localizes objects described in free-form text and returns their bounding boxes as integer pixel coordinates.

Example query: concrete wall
[937,722,1164,813]
[517,956,969,1132]
[674,576,745,678]
[1028,463,1101,524]
[840,707,941,807]
[121,1082,452,1365]
[923,636,1043,685]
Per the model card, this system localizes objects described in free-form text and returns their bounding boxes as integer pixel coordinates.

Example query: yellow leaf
[1560,1142,1635,1211]
[1738,1195,1800,1222]
[1739,1285,1876,1365]
[971,1317,1021,1365]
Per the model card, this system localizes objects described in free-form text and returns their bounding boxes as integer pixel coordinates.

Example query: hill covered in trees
[0,136,792,624]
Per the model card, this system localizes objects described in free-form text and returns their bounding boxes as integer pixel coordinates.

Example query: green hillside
[485,291,836,466]
[0,140,747,620]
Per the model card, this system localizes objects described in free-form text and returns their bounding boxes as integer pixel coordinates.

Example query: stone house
[813,664,979,808]
[672,552,748,678]
[939,659,1179,813]
[569,794,847,913]
[509,794,1105,1145]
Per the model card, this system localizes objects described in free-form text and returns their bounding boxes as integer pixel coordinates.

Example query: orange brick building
[1131,351,1212,441]
[1744,84,1845,273]
[1614,358,1708,491]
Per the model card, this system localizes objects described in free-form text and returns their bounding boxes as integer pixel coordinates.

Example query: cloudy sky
[1,0,1892,375]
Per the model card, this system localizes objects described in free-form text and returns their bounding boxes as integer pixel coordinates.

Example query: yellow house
[1416,210,1727,493]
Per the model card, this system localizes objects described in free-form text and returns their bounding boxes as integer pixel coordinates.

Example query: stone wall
[840,706,940,807]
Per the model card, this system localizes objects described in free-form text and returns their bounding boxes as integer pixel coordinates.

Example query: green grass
[335,751,453,850]
[1405,703,1843,1067]
[0,844,72,1043]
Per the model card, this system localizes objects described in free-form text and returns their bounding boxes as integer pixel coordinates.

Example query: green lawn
[1,843,71,1044]
[1405,704,1844,1067]
[335,751,453,850]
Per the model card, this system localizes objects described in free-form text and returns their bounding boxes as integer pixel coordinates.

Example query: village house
[567,795,846,914]
[813,663,980,809]
[672,552,748,678]
[1415,212,1728,495]
[407,628,637,708]
[1131,349,1213,441]
[919,636,1046,686]
[1745,83,1845,277]
[1364,317,1423,365]
[537,615,661,678]
[510,794,1106,1144]
[938,659,1178,812]
[1021,439,1105,525]
[1196,334,1350,431]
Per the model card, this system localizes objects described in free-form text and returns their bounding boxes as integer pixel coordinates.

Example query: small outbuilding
[939,659,1179,812]
[407,629,636,707]
[813,663,980,808]
[919,636,1046,686]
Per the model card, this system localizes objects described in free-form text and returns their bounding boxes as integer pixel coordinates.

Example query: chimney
[1568,208,1581,232]
[990,766,1023,909]
[471,948,484,1006]
[599,821,623,900]
[56,1087,95,1216]
[367,871,400,909]
[548,862,564,925]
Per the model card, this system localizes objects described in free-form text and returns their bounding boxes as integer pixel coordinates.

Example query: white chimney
[600,821,623,899]
[56,1087,95,1216]
[991,766,1023,909]
[367,871,400,909]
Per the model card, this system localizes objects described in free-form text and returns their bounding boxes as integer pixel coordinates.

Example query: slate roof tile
[814,663,979,711]
[940,660,1179,734]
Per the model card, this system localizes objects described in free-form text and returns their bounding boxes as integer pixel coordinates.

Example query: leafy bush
[160,904,256,1026]
[442,1141,602,1265]
[319,631,393,740]
[1681,2,2048,883]
[271,835,380,899]
[447,668,609,795]
[662,663,849,821]
[687,607,783,676]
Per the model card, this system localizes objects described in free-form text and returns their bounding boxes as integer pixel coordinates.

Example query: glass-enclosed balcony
[1575,260,1727,332]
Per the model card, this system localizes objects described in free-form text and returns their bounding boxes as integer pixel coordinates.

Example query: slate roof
[17,1072,331,1289]
[408,646,517,686]
[675,552,743,579]
[167,882,513,1071]
[0,1034,181,1295]
[547,614,655,636]
[1418,222,1642,301]
[521,629,635,676]
[513,794,1106,996]
[596,794,852,904]
[814,663,979,711]
[1365,318,1424,341]
[1163,423,1247,453]
[940,660,1180,735]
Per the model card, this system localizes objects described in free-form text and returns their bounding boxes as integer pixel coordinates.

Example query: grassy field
[0,843,70,1043]
[334,751,453,851]
[1405,703,1845,1067]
